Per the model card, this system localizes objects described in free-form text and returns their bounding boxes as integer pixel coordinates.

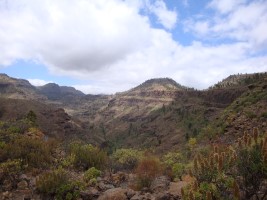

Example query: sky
[0,0,267,94]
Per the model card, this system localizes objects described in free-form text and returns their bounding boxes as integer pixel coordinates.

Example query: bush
[0,136,55,168]
[162,151,183,167]
[0,159,22,187]
[235,131,267,199]
[84,167,101,183]
[135,156,162,190]
[172,163,185,180]
[111,148,143,171]
[37,168,83,200]
[70,142,108,170]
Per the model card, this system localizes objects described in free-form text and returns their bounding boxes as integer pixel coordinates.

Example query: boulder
[80,187,100,200]
[17,180,28,190]
[98,188,127,200]
[150,176,170,192]
[168,181,188,198]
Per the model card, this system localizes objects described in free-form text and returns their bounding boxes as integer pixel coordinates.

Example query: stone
[98,188,127,200]
[155,192,171,200]
[126,189,136,199]
[2,179,13,191]
[168,181,188,198]
[150,176,170,192]
[80,187,100,200]
[17,180,28,190]
[97,182,115,191]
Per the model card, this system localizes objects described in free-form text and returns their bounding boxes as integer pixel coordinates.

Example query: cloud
[0,0,267,94]
[0,0,152,71]
[149,0,178,29]
[186,0,267,49]
[28,79,52,86]
[208,0,247,14]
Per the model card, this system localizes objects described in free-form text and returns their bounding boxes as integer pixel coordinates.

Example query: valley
[0,72,266,199]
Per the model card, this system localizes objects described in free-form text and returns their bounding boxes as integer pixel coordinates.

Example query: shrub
[37,168,83,200]
[84,167,101,183]
[235,130,267,199]
[111,148,143,171]
[162,151,183,167]
[172,163,185,180]
[0,136,55,168]
[182,128,267,200]
[70,142,108,170]
[0,159,22,187]
[135,156,162,190]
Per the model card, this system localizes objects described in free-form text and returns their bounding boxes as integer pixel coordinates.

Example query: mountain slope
[0,73,46,100]
[37,83,85,101]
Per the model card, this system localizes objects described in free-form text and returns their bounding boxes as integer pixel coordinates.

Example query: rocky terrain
[0,72,266,200]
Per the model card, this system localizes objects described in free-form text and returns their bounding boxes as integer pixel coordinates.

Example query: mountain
[37,83,85,102]
[0,73,46,100]
[210,72,267,89]
[1,73,266,200]
[0,72,266,151]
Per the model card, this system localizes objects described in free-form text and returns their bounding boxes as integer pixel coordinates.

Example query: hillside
[37,83,85,102]
[0,73,46,100]
[0,72,266,200]
[0,73,266,151]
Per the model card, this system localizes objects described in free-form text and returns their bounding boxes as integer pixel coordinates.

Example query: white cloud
[186,0,267,49]
[149,0,178,29]
[0,0,267,94]
[208,0,247,14]
[28,79,52,86]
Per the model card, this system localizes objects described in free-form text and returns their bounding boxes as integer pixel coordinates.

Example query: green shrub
[37,168,83,200]
[111,148,143,171]
[0,159,22,187]
[235,133,267,199]
[70,142,108,170]
[0,136,55,168]
[172,163,185,180]
[84,167,101,183]
[162,151,183,167]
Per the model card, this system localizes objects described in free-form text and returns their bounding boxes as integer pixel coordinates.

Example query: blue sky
[0,0,267,94]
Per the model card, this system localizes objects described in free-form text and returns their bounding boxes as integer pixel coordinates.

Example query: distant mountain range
[0,72,266,151]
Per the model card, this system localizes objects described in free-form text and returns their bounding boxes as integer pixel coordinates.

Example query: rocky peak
[131,78,186,92]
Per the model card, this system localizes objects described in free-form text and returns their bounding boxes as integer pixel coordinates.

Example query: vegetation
[111,148,143,171]
[182,129,267,200]
[83,167,101,183]
[0,136,55,169]
[135,156,162,190]
[69,142,108,170]
[37,168,84,200]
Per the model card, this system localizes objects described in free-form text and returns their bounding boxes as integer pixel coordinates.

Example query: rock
[19,174,28,180]
[130,193,142,200]
[155,192,171,200]
[111,172,128,185]
[2,191,12,199]
[150,176,170,192]
[2,179,13,191]
[144,193,155,200]
[97,182,115,191]
[29,177,37,188]
[80,187,100,200]
[130,192,156,200]
[126,189,136,199]
[98,188,127,200]
[168,181,188,198]
[17,180,28,190]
